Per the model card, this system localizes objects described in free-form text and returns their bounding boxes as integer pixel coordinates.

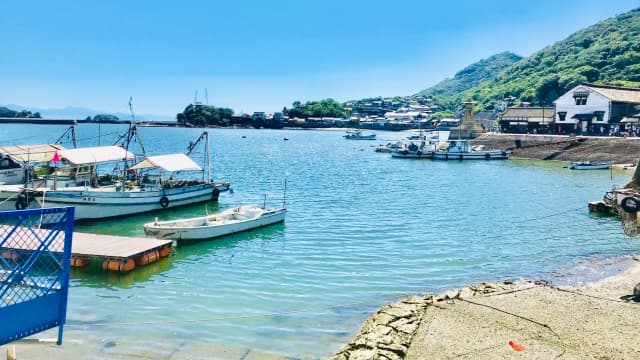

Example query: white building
[554,83,640,135]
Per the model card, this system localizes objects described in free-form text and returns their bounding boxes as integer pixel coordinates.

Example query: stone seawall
[471,134,640,165]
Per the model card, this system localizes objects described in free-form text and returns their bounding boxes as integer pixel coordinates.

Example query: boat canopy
[59,146,135,165]
[0,144,65,163]
[129,153,202,172]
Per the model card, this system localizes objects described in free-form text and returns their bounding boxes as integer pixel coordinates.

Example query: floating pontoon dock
[0,225,173,272]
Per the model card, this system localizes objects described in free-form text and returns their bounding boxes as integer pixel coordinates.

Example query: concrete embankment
[332,257,640,359]
[471,134,640,165]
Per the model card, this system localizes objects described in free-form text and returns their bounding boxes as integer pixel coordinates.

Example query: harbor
[1,124,638,359]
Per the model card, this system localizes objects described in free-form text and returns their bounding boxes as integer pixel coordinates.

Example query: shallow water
[1,124,637,359]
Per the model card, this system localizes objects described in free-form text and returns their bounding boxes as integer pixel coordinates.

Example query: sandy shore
[332,256,640,359]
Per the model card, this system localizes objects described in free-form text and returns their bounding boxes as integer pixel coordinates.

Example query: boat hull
[391,150,508,160]
[390,152,432,159]
[431,150,508,160]
[344,135,377,140]
[144,208,286,241]
[568,162,611,170]
[29,183,230,221]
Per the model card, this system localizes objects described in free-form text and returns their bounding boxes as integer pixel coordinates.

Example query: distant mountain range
[415,7,640,112]
[2,104,176,122]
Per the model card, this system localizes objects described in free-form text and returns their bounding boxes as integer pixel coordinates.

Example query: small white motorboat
[568,160,612,170]
[143,204,286,241]
[343,129,376,140]
[431,139,508,160]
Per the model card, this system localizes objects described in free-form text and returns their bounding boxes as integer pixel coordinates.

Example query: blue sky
[1,0,639,118]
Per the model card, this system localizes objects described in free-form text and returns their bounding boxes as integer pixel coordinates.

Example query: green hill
[465,7,640,110]
[415,52,522,110]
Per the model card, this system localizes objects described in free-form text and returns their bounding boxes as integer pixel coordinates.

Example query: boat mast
[206,131,211,183]
[54,125,77,148]
[186,131,210,183]
[282,178,287,208]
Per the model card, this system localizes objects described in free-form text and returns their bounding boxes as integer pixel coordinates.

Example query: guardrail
[0,207,74,347]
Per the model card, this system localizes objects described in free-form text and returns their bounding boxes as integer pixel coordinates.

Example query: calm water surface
[1,124,637,359]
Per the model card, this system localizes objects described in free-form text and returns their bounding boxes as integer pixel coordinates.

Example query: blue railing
[0,207,74,346]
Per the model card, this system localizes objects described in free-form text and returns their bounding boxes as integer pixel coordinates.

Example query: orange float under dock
[0,226,174,272]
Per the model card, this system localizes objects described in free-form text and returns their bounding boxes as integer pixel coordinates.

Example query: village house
[498,106,555,134]
[554,83,640,136]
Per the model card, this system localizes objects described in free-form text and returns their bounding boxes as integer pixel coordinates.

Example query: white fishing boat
[0,144,68,211]
[568,160,612,170]
[143,204,286,241]
[23,131,230,221]
[374,141,403,153]
[391,131,450,159]
[343,129,376,140]
[0,144,65,186]
[431,139,508,160]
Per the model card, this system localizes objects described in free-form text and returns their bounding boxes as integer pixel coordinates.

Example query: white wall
[554,85,610,126]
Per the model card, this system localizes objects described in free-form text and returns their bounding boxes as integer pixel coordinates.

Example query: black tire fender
[212,187,221,201]
[15,193,28,210]
[485,153,491,160]
[620,197,639,213]
[596,202,608,213]
[160,196,170,208]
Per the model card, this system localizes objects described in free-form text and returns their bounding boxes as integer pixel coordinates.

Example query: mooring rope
[510,206,587,224]
[0,191,18,206]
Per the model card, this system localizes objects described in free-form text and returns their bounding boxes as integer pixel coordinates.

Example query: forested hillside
[465,8,640,110]
[415,52,522,110]
[415,8,640,112]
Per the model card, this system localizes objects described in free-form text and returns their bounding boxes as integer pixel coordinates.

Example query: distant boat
[391,131,450,159]
[143,204,286,241]
[431,139,508,160]
[343,129,376,140]
[375,141,403,153]
[568,160,612,170]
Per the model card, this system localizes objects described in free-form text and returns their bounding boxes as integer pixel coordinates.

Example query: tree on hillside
[284,99,345,119]
[177,104,234,127]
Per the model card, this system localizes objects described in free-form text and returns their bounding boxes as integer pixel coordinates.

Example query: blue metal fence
[0,207,74,346]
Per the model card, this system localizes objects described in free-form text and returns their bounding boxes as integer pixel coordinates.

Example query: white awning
[129,153,202,172]
[0,144,65,163]
[58,146,135,165]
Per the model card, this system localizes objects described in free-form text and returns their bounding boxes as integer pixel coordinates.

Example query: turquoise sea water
[1,124,638,359]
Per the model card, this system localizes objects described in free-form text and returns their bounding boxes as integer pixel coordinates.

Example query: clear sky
[1,0,639,117]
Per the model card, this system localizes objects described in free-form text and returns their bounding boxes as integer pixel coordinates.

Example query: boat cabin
[442,140,471,153]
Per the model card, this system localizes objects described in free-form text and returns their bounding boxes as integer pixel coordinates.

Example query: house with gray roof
[498,106,555,134]
[553,83,640,135]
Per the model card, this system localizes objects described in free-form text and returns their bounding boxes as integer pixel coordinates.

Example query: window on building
[573,90,589,105]
[558,112,567,121]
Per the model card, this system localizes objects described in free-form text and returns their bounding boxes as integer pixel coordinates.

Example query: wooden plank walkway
[0,225,173,260]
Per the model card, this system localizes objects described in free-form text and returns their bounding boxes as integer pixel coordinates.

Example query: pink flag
[52,150,60,164]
